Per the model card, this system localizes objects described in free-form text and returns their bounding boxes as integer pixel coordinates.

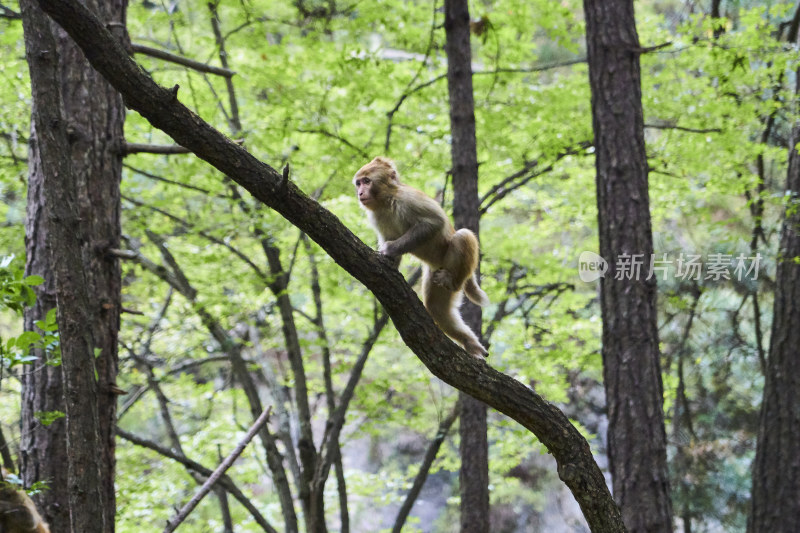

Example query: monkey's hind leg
[423,272,488,358]
[433,229,480,292]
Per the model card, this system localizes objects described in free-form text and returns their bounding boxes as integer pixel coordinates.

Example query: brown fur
[0,468,50,533]
[354,157,489,357]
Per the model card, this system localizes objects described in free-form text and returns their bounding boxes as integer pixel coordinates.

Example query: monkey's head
[353,157,399,211]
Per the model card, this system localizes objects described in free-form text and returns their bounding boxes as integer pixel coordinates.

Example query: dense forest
[0,0,798,531]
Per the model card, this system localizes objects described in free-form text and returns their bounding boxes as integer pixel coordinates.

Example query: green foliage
[34,410,65,427]
[0,256,58,369]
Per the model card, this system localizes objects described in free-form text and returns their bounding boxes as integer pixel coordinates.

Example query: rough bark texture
[583,1,673,531]
[33,1,626,529]
[21,1,107,531]
[20,49,71,533]
[748,82,800,533]
[20,0,125,529]
[443,1,490,531]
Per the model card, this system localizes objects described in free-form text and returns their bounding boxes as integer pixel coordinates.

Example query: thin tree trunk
[748,70,800,533]
[20,69,71,532]
[583,1,673,531]
[21,1,106,530]
[21,0,125,529]
[443,1,490,531]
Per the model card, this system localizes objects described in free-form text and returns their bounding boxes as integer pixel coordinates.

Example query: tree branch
[122,142,192,155]
[480,141,592,213]
[110,241,299,532]
[391,402,459,533]
[644,123,722,134]
[164,407,272,533]
[303,236,350,532]
[123,163,214,194]
[131,43,236,78]
[0,3,20,18]
[37,1,624,528]
[296,128,369,159]
[117,428,277,533]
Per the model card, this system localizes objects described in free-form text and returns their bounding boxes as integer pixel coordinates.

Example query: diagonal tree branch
[132,43,236,78]
[117,428,277,533]
[110,240,299,532]
[391,401,460,533]
[35,1,624,529]
[164,407,272,533]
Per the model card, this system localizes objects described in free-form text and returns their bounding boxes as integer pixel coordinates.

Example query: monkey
[353,156,489,358]
[0,468,50,533]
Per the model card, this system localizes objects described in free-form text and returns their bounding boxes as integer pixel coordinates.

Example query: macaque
[353,157,489,358]
[0,468,50,533]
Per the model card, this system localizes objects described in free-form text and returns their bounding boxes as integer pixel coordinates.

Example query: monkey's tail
[464,275,489,307]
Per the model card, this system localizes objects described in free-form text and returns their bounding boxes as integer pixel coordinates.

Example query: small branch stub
[280,164,290,191]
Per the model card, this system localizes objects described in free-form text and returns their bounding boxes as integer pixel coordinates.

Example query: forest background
[0,0,799,531]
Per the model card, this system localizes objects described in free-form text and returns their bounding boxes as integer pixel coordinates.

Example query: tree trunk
[443,1,490,531]
[583,1,673,531]
[20,0,125,529]
[748,74,800,533]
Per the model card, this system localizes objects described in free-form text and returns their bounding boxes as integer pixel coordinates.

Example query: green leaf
[14,331,42,350]
[35,411,65,426]
[23,275,44,286]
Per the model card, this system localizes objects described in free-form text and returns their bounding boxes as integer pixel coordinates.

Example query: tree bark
[443,1,490,531]
[20,0,125,529]
[32,2,627,528]
[583,1,673,531]
[21,1,107,531]
[748,74,800,533]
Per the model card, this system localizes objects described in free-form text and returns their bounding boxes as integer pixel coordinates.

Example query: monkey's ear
[372,156,399,180]
[372,156,393,168]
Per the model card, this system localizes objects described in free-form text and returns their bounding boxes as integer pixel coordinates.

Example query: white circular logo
[578,251,608,282]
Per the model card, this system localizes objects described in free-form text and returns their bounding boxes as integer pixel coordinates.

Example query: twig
[0,3,20,18]
[113,238,299,532]
[0,425,15,471]
[385,0,439,153]
[480,141,591,213]
[644,123,722,134]
[117,428,277,533]
[123,163,214,195]
[296,128,369,158]
[391,402,459,533]
[131,43,235,78]
[123,142,191,155]
[163,406,272,533]
[121,195,270,282]
[385,57,590,152]
[631,41,673,54]
[207,1,242,133]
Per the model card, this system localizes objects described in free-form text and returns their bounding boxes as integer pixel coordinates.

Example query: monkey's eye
[362,178,371,184]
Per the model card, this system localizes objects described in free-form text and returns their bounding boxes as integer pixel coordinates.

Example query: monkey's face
[353,158,399,210]
[353,174,376,209]
[353,168,388,211]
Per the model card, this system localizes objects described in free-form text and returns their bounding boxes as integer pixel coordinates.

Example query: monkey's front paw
[431,269,457,291]
[379,241,399,258]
